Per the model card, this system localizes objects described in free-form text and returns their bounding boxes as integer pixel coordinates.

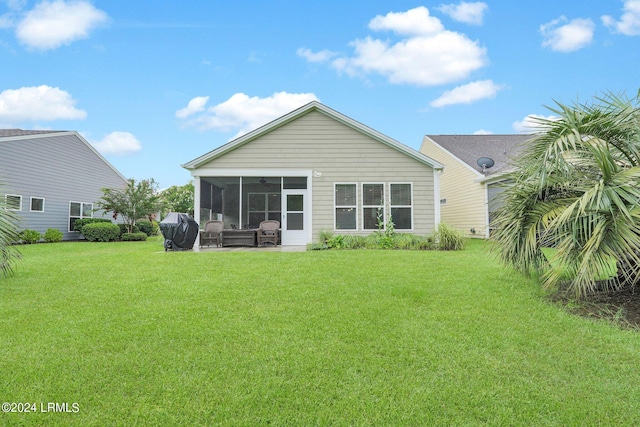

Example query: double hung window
[334,184,357,230]
[362,183,384,230]
[390,183,412,230]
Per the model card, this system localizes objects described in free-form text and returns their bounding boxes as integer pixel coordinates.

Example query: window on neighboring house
[69,202,93,232]
[390,183,413,230]
[30,197,44,212]
[362,183,384,230]
[334,183,357,230]
[5,194,21,211]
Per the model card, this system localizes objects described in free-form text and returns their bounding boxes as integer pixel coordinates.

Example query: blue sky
[1,0,639,188]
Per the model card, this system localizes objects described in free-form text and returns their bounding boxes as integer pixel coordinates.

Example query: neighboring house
[420,134,533,238]
[183,101,444,246]
[0,129,127,240]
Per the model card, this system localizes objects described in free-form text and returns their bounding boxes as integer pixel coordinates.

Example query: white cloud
[473,129,493,135]
[602,0,640,35]
[512,114,558,133]
[429,79,503,107]
[0,85,86,122]
[176,92,319,138]
[175,96,209,119]
[300,6,487,87]
[540,16,595,52]
[436,2,488,25]
[296,47,337,63]
[91,131,142,155]
[16,0,109,50]
[368,6,444,35]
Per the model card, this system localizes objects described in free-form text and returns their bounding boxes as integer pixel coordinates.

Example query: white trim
[5,194,22,211]
[191,168,313,178]
[389,182,414,231]
[334,182,358,231]
[484,183,490,238]
[362,182,385,230]
[433,169,441,228]
[30,196,45,212]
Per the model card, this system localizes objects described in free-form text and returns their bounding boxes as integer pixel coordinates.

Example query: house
[0,129,127,240]
[420,134,533,238]
[182,101,444,246]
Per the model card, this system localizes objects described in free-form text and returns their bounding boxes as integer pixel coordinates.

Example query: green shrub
[392,233,433,250]
[117,224,139,236]
[73,218,111,233]
[20,229,41,244]
[136,220,157,236]
[121,232,147,241]
[43,228,64,243]
[317,230,334,244]
[82,222,120,242]
[435,223,466,251]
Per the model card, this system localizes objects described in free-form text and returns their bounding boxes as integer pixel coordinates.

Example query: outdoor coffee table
[221,229,257,247]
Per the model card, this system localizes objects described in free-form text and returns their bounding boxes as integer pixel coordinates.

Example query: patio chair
[257,220,280,247]
[200,220,224,247]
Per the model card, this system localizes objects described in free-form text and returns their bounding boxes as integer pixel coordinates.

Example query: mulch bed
[554,286,640,329]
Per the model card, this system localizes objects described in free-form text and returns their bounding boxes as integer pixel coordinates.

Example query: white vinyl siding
[421,139,487,237]
[0,132,127,240]
[198,110,437,240]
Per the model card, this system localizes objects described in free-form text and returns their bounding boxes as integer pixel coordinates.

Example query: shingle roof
[425,134,533,176]
[0,129,67,138]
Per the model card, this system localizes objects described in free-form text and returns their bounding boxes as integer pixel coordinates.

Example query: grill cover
[159,213,199,250]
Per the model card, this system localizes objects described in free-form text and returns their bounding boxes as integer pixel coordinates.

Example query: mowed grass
[1,238,640,426]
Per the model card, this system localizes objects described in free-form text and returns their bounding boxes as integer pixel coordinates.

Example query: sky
[1,0,639,189]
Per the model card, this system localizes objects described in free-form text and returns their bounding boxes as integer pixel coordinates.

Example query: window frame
[389,182,414,231]
[69,201,94,232]
[334,182,358,231]
[5,194,22,211]
[30,197,45,212]
[362,182,385,230]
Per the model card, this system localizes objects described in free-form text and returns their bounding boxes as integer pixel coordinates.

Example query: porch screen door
[281,189,308,245]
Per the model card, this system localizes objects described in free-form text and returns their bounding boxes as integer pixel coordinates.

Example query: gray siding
[196,110,436,240]
[0,132,127,240]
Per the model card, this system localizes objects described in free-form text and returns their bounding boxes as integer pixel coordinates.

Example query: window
[5,195,21,211]
[30,197,45,212]
[390,183,413,230]
[362,183,384,230]
[247,193,281,226]
[69,202,93,232]
[335,184,357,230]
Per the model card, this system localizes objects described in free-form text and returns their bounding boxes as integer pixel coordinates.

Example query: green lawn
[1,238,640,426]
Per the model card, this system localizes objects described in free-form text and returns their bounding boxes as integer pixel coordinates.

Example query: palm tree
[0,186,22,277]
[491,91,640,297]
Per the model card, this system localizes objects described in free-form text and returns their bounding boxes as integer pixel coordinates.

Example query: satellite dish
[477,157,495,173]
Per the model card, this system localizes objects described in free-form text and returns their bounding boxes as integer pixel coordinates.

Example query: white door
[281,189,308,245]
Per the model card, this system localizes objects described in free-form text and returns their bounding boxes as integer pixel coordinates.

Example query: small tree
[160,181,194,217]
[95,178,162,233]
[0,187,22,277]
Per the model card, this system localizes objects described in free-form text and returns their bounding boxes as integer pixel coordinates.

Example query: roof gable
[183,101,443,170]
[422,134,532,177]
[0,130,126,182]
